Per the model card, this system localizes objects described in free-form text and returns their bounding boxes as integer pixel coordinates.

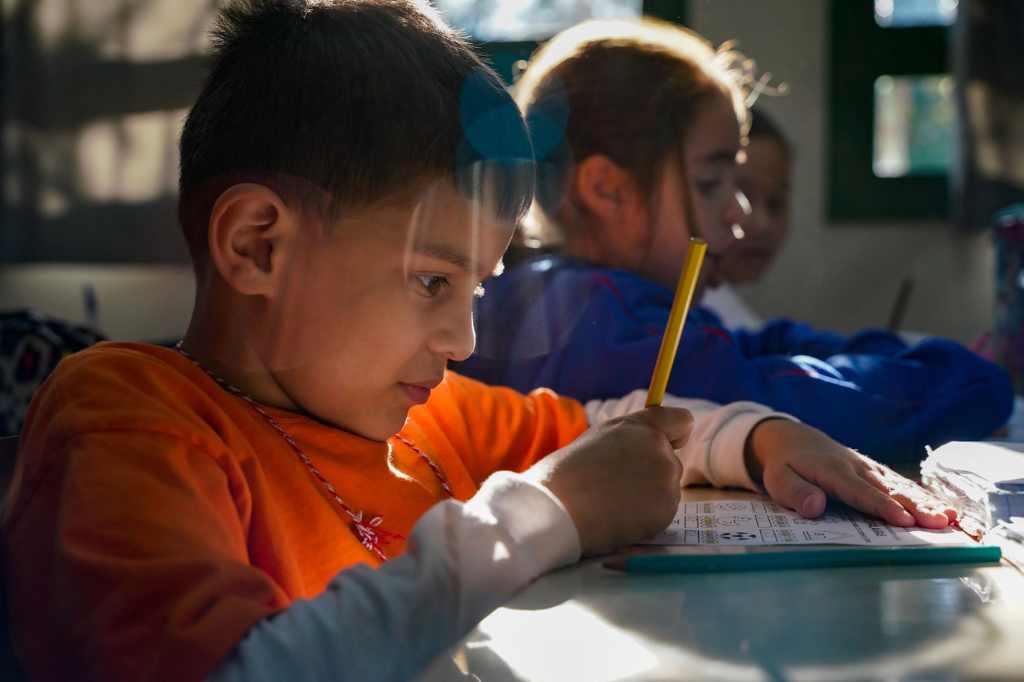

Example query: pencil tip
[603,558,628,571]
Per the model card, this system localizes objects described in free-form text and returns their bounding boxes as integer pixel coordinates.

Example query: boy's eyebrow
[696,150,742,165]
[413,243,490,277]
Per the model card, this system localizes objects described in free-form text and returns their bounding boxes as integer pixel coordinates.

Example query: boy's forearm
[584,390,796,491]
[205,472,579,682]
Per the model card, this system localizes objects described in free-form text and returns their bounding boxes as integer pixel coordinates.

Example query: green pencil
[603,545,1002,574]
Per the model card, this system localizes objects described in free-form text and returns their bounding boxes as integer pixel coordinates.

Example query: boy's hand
[744,419,957,529]
[524,407,693,556]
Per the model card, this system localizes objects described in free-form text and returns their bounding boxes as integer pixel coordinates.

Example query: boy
[701,108,792,330]
[2,3,954,682]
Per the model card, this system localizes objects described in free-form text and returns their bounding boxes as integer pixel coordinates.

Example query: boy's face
[265,181,513,441]
[638,92,746,293]
[722,135,791,283]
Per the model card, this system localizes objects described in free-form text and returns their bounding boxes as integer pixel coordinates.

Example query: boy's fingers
[635,407,695,449]
[766,465,826,518]
[885,495,951,529]
[860,470,955,529]
[903,504,953,529]
[834,473,916,527]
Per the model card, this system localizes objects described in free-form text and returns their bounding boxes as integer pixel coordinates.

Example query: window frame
[828,0,952,221]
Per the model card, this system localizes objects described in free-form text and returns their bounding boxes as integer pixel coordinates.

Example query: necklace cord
[173,343,453,561]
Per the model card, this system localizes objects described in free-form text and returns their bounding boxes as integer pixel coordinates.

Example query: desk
[418,487,1024,682]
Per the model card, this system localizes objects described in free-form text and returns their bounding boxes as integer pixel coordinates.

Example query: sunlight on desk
[423,564,1024,682]
[474,602,656,682]
[418,488,1024,682]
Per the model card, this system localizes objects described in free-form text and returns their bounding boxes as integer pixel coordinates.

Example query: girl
[456,19,1013,462]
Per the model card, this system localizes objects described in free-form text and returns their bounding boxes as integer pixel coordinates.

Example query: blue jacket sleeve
[506,274,1014,464]
[732,318,908,360]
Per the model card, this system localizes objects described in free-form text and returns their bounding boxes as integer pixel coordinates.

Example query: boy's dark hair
[748,108,791,159]
[178,0,533,267]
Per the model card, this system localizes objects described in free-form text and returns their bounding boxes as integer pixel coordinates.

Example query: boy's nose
[735,194,771,239]
[726,189,751,230]
[431,306,477,362]
[742,205,774,239]
[716,189,750,253]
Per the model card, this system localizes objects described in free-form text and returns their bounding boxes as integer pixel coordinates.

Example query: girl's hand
[744,419,956,529]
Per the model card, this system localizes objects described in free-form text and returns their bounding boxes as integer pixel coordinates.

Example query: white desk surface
[418,486,1024,682]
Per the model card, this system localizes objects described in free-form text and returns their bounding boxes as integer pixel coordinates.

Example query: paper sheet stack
[920,441,1024,538]
[989,517,1024,572]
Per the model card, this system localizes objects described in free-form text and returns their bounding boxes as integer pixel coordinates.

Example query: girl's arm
[731,318,907,360]
[545,280,1013,461]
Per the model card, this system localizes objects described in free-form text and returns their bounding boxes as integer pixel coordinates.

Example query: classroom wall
[689,0,994,345]
[1,0,993,344]
[1,0,208,341]
[0,264,194,341]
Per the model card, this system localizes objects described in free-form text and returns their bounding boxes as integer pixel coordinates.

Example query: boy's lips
[703,256,723,289]
[735,245,775,259]
[399,377,444,405]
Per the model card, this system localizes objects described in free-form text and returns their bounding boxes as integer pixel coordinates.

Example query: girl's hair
[513,19,758,245]
[748,107,792,159]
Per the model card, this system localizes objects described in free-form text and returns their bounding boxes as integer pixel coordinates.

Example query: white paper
[639,500,956,546]
[926,441,1024,487]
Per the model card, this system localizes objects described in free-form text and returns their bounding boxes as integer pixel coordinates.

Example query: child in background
[3,3,956,682]
[701,108,791,330]
[456,19,1013,462]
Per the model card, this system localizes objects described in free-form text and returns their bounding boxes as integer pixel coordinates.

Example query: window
[828,0,954,220]
[874,0,958,28]
[440,0,687,84]
[433,0,643,43]
[873,74,956,178]
[1,0,212,262]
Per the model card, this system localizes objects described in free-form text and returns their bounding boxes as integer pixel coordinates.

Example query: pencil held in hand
[645,238,707,408]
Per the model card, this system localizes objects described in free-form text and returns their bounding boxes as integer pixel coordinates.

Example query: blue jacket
[456,256,1014,462]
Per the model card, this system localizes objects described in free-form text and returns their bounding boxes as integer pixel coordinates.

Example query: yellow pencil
[645,237,707,408]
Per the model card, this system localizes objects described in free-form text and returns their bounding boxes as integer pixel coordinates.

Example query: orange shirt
[2,342,587,682]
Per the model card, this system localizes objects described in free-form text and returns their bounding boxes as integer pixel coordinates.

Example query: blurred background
[2,0,1022,343]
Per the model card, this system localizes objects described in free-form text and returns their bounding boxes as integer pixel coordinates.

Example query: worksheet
[639,500,955,546]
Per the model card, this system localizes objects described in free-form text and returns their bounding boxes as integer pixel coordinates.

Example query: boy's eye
[695,180,721,196]
[768,193,790,216]
[415,275,450,297]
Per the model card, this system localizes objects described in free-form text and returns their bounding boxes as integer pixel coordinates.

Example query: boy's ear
[207,183,297,298]
[574,155,647,245]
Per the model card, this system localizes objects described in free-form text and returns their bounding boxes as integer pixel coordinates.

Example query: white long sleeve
[584,390,798,491]
[700,283,764,331]
[204,472,579,682]
[206,393,794,682]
